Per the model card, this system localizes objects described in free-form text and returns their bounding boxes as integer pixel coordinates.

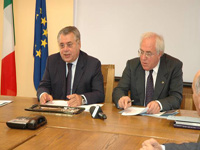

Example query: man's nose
[63,45,70,51]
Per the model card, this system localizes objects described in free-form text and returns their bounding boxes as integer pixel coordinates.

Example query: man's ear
[158,51,163,59]
[77,40,81,48]
[197,93,200,110]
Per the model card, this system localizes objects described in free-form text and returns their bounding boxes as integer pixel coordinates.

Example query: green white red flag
[1,0,17,96]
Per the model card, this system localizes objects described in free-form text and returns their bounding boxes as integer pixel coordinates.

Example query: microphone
[89,106,107,120]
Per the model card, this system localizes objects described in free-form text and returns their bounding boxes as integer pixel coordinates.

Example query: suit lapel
[56,54,67,96]
[154,54,168,99]
[72,51,85,93]
[136,65,145,105]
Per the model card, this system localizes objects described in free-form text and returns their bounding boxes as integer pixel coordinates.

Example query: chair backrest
[181,87,196,110]
[101,64,115,103]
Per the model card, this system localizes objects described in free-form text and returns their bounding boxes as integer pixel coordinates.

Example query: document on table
[0,100,12,107]
[141,110,179,118]
[121,107,178,117]
[141,111,167,118]
[45,100,103,112]
[45,100,68,107]
[167,116,200,123]
[121,107,148,116]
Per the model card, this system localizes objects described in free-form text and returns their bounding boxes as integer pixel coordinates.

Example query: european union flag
[33,0,48,90]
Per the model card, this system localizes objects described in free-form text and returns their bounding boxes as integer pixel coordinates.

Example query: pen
[128,100,134,103]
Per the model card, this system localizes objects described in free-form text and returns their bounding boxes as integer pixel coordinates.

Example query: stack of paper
[121,107,178,118]
[44,100,103,112]
[45,100,68,107]
[167,116,200,130]
[121,107,148,116]
[0,100,12,107]
[142,110,179,118]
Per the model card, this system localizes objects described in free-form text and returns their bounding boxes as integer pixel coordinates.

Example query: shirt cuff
[161,145,165,150]
[81,94,87,104]
[155,100,163,111]
[39,92,48,101]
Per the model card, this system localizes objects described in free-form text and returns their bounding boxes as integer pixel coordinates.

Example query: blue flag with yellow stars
[33,0,48,90]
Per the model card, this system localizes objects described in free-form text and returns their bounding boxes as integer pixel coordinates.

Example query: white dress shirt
[66,57,87,104]
[144,60,163,110]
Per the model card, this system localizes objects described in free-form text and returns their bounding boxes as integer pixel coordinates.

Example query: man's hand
[146,101,161,114]
[140,138,162,150]
[40,93,53,104]
[118,96,132,109]
[67,94,82,107]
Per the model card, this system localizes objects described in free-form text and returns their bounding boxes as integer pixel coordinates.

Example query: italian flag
[1,0,17,96]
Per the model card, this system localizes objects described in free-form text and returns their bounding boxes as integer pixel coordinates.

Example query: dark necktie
[66,63,72,96]
[145,70,154,106]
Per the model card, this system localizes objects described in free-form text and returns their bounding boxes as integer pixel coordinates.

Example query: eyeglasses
[138,49,156,58]
[59,42,75,49]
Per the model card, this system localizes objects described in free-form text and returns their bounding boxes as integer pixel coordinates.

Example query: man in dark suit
[140,70,200,150]
[37,26,105,106]
[112,32,183,114]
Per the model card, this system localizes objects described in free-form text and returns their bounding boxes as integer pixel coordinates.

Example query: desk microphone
[90,106,107,120]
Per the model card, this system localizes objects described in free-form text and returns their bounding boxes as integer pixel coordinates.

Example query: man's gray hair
[140,32,165,54]
[57,26,81,43]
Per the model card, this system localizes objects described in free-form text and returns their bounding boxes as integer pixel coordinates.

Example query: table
[14,127,174,150]
[0,96,200,149]
[0,122,45,150]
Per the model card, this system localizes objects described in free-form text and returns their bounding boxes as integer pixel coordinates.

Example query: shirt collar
[145,60,160,74]
[66,56,79,66]
[153,60,160,74]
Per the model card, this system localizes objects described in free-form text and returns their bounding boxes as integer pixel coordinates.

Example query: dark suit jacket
[112,53,183,111]
[165,142,200,150]
[37,50,105,104]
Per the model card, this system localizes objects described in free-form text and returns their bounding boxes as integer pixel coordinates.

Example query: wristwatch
[81,95,86,105]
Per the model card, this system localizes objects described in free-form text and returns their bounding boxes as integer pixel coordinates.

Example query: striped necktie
[66,63,72,96]
[145,70,154,106]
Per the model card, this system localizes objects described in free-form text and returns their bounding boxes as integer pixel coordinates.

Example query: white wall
[74,0,200,82]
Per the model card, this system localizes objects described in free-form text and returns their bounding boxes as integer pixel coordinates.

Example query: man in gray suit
[140,70,200,150]
[112,32,183,114]
[37,26,105,106]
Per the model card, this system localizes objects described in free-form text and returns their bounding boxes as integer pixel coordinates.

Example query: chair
[101,64,115,103]
[181,86,196,110]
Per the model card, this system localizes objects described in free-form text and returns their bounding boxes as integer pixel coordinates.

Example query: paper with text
[45,100,68,107]
[0,100,12,107]
[121,107,148,116]
[45,100,103,112]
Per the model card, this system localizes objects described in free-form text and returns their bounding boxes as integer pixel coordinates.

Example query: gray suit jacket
[37,50,105,104]
[112,53,183,111]
[165,142,200,150]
